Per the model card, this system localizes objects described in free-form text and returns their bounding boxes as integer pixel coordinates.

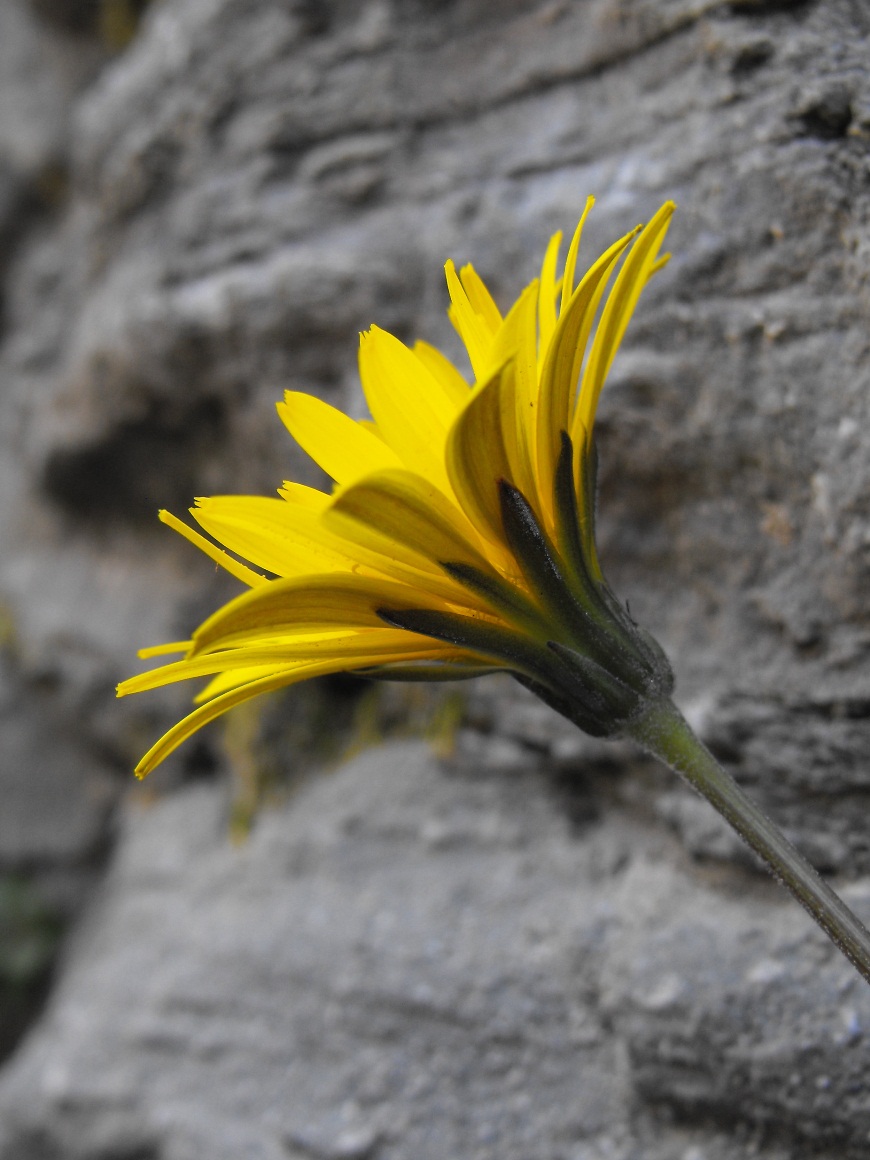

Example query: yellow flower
[117,197,870,988]
[118,197,676,777]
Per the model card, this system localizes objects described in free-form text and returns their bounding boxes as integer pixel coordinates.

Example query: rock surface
[0,0,869,1152]
[2,741,870,1160]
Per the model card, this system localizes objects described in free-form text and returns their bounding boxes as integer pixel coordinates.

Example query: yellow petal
[560,195,595,315]
[356,418,387,442]
[135,667,310,774]
[134,645,465,777]
[331,510,505,607]
[194,664,287,703]
[277,482,330,509]
[191,640,482,703]
[120,628,457,696]
[192,495,472,608]
[445,259,495,380]
[574,201,675,443]
[412,340,471,410]
[277,391,402,486]
[538,230,562,360]
[191,573,471,656]
[357,326,456,492]
[458,263,503,333]
[648,252,671,279]
[158,510,267,588]
[485,281,540,509]
[446,359,517,552]
[329,469,495,575]
[137,641,192,659]
[535,225,640,519]
[192,495,355,578]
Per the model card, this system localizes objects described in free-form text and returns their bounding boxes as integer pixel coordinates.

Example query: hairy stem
[625,698,870,986]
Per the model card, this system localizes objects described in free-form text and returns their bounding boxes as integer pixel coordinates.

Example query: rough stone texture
[1,0,870,1152]
[3,741,870,1160]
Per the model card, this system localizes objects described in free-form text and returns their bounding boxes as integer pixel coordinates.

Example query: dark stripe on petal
[498,480,583,635]
[553,430,608,614]
[377,607,556,682]
[440,561,551,638]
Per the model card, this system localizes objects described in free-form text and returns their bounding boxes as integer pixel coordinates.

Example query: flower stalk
[626,699,870,985]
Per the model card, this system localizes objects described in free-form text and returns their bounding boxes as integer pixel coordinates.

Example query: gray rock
[0,1,121,919]
[2,741,867,1159]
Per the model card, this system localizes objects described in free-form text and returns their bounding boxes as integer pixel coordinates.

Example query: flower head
[116,197,870,991]
[119,197,676,776]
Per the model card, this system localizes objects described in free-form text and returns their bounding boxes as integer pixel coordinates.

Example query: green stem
[625,698,870,986]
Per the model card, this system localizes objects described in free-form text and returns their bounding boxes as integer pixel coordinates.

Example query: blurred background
[0,0,869,1156]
